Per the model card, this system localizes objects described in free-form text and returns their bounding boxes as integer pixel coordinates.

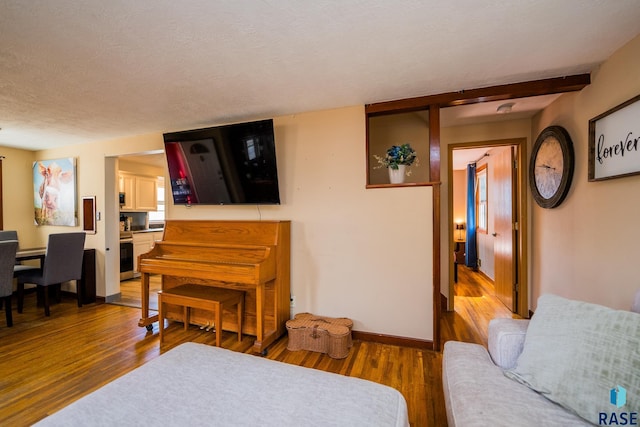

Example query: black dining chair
[16,232,86,317]
[0,240,19,326]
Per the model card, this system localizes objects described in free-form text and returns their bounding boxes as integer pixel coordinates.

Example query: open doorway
[104,151,166,308]
[448,139,528,318]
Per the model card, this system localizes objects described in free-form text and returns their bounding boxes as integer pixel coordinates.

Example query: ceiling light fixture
[496,102,515,114]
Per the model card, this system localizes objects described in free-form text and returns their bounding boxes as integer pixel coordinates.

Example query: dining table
[15,247,97,305]
[16,247,46,265]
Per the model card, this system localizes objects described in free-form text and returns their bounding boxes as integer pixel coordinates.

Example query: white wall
[530,34,640,310]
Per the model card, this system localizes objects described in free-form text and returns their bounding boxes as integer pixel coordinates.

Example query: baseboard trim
[352,330,434,350]
[104,293,122,304]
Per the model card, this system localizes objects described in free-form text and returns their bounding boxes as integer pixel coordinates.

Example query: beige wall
[1,147,39,248]
[4,106,435,341]
[530,34,640,310]
[452,169,466,230]
[368,112,430,184]
[441,119,532,300]
[118,159,164,177]
[167,107,434,339]
[3,32,638,338]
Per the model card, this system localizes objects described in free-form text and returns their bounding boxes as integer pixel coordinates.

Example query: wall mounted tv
[163,119,280,205]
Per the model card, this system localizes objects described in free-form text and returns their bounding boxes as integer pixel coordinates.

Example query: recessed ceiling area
[441,94,562,127]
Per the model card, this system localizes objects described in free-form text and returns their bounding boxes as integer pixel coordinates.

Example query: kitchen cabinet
[119,173,158,211]
[133,232,156,274]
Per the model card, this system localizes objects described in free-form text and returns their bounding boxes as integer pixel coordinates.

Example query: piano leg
[253,283,264,353]
[138,272,158,331]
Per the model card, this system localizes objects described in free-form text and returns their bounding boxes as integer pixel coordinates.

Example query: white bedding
[36,342,409,427]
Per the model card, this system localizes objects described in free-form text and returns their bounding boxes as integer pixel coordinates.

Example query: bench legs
[158,286,244,348]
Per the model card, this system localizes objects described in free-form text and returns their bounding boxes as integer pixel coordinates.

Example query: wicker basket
[286,313,353,359]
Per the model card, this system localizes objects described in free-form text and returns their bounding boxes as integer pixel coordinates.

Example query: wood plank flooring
[0,266,515,426]
[441,265,521,346]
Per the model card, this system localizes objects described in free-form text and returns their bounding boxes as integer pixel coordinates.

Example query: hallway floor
[441,264,522,348]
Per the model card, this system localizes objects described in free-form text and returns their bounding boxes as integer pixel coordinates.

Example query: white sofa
[443,293,640,427]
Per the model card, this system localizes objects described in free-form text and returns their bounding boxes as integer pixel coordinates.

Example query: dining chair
[16,232,86,317]
[0,240,19,326]
[0,230,18,241]
[0,230,39,276]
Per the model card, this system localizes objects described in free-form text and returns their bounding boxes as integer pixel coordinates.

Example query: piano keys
[138,220,291,354]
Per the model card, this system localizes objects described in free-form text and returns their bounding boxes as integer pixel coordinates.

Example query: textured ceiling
[1,1,639,150]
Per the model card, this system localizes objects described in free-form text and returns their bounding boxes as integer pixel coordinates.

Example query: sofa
[443,293,640,427]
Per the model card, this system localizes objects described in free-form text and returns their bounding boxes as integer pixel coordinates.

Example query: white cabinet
[119,174,135,210]
[119,173,158,211]
[152,231,164,242]
[133,232,155,274]
[135,176,158,211]
[132,231,164,274]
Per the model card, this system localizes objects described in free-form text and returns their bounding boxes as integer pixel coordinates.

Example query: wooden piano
[138,220,290,354]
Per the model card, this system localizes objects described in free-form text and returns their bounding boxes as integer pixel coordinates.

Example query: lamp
[496,102,514,114]
[455,223,466,240]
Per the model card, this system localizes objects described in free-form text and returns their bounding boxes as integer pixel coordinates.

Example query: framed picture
[588,94,640,181]
[33,157,77,226]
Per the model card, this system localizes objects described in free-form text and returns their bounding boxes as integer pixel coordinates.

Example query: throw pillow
[505,294,640,425]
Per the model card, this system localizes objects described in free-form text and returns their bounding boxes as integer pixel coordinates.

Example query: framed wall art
[33,157,77,226]
[589,93,640,181]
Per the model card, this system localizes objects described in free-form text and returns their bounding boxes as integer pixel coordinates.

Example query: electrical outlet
[290,295,296,308]
[477,259,482,267]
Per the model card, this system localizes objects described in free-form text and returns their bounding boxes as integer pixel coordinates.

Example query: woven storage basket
[286,313,353,359]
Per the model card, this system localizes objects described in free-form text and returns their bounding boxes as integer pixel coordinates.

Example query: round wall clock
[529,125,575,209]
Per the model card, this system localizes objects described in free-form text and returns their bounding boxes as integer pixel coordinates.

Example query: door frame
[447,138,529,318]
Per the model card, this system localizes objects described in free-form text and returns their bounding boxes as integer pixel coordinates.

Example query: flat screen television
[163,119,281,205]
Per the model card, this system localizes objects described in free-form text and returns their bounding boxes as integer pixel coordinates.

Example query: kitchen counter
[132,229,164,234]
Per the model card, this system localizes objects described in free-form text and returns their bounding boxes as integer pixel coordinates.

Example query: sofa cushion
[505,294,640,425]
[488,318,530,369]
[443,341,591,427]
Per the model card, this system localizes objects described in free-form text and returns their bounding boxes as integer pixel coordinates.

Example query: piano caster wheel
[146,324,153,332]
[261,349,268,357]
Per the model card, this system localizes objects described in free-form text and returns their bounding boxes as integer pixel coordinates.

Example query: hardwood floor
[112,275,160,309]
[441,264,521,346]
[0,268,516,426]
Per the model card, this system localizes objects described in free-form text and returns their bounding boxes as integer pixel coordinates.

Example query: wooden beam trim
[365,74,590,115]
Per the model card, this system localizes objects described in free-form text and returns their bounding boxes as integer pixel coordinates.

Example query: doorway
[448,138,528,318]
[104,151,166,306]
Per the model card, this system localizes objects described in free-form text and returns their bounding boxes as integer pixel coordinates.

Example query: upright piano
[138,220,291,354]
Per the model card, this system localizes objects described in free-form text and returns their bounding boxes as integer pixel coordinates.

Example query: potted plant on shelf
[373,143,419,184]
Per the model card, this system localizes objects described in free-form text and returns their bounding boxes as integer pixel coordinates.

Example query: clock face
[529,126,574,208]
[534,136,564,199]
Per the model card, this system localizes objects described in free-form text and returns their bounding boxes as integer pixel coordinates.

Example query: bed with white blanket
[35,342,409,426]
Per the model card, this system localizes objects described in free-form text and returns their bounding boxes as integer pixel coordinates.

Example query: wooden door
[493,147,516,311]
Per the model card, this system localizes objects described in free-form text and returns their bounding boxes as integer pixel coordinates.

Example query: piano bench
[158,284,244,348]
